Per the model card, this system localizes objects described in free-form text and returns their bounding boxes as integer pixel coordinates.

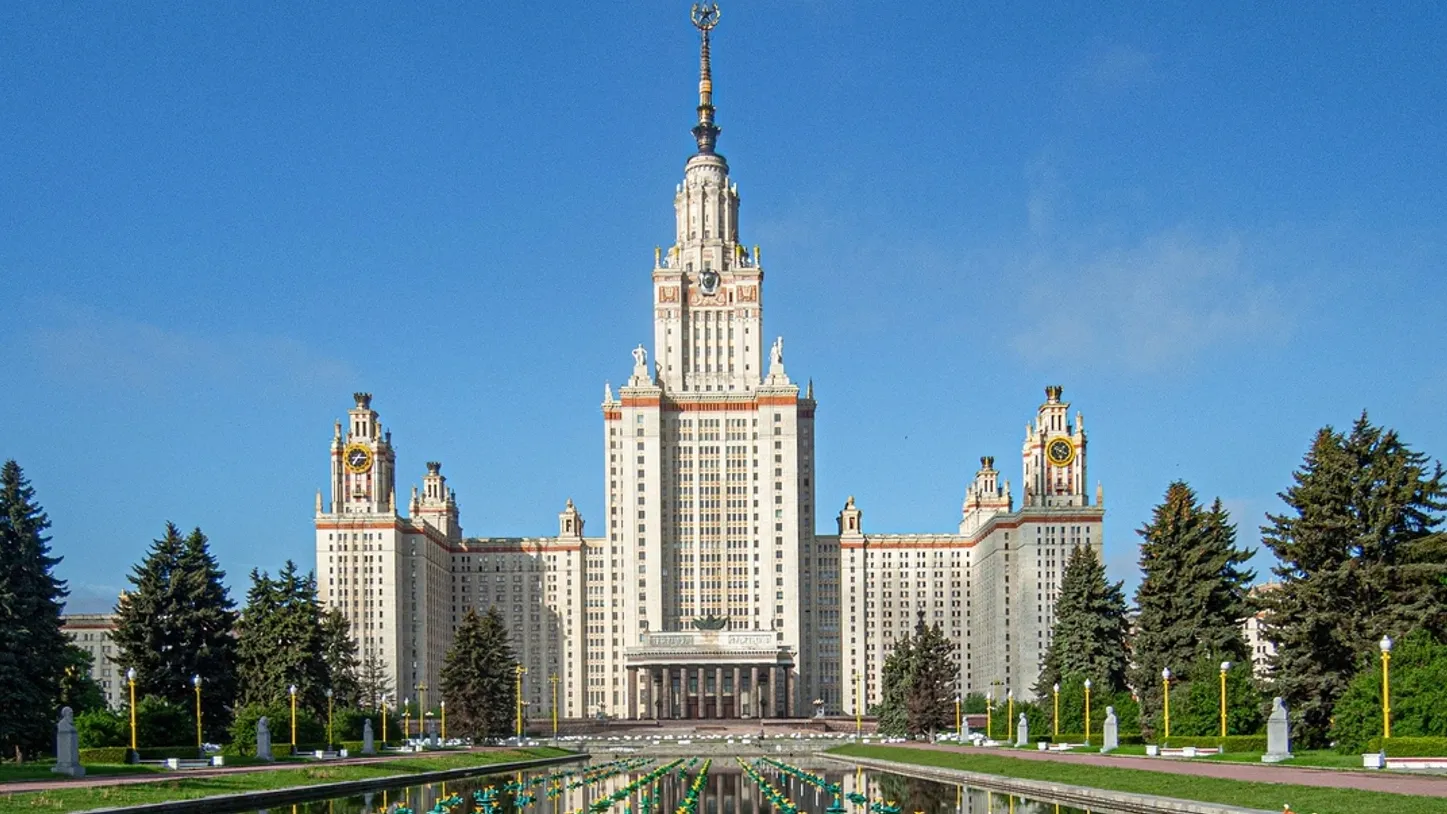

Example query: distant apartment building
[1243,583,1280,677]
[61,613,123,710]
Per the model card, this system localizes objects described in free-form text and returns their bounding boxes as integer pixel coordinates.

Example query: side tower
[970,386,1104,700]
[316,394,454,708]
[316,393,404,700]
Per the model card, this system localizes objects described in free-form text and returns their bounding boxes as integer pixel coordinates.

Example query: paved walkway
[907,744,1447,797]
[0,748,508,795]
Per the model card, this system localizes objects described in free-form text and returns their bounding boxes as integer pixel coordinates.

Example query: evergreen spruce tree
[235,561,330,718]
[176,528,237,738]
[1262,415,1447,747]
[113,523,238,738]
[112,524,187,701]
[875,614,958,737]
[1131,482,1255,736]
[0,461,71,758]
[320,608,361,708]
[440,607,516,739]
[358,652,393,711]
[875,632,913,736]
[904,615,957,737]
[1034,544,1131,696]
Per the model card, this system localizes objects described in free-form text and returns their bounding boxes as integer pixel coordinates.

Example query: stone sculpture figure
[1101,706,1119,753]
[52,707,84,777]
[362,719,375,755]
[1014,713,1028,747]
[1263,697,1292,763]
[256,716,274,762]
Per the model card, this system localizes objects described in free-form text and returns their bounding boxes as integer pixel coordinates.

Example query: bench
[145,757,223,770]
[1365,754,1447,770]
[1145,745,1221,758]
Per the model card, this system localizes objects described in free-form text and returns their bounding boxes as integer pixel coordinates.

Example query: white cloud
[27,302,354,395]
[1080,43,1156,96]
[1011,228,1292,371]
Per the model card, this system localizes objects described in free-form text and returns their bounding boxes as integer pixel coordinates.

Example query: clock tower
[1022,385,1088,508]
[329,392,397,515]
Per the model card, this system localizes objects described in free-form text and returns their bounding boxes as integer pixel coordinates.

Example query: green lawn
[830,744,1445,814]
[989,744,1368,769]
[0,747,570,814]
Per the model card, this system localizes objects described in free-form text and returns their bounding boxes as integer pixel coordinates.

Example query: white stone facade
[1244,583,1280,678]
[61,613,125,710]
[312,16,1102,719]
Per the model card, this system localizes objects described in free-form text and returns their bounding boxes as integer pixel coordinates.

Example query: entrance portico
[624,630,795,720]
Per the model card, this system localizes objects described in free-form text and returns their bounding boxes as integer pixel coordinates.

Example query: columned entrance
[623,630,795,720]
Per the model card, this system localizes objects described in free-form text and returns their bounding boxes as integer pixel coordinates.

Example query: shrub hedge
[132,746,204,761]
[1365,736,1447,757]
[77,747,130,764]
[1047,732,1146,746]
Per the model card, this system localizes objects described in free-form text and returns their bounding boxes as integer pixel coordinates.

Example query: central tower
[598,4,822,721]
[652,2,763,394]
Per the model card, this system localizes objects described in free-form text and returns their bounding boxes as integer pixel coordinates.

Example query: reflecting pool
[249,757,1112,814]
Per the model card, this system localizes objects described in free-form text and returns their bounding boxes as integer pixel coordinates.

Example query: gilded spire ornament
[690,3,722,154]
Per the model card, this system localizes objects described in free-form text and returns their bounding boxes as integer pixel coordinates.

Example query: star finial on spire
[690,4,722,154]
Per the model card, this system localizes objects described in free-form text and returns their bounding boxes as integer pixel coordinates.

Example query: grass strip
[0,747,569,814]
[829,744,1444,814]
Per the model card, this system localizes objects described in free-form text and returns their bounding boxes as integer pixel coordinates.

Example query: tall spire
[690,3,722,155]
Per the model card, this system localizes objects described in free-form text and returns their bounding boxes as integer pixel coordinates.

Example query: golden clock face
[343,444,374,474]
[1046,437,1076,467]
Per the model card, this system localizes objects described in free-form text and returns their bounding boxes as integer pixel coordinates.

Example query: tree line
[878,413,1447,751]
[0,459,522,758]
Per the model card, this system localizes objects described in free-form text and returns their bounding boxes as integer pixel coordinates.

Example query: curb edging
[71,753,585,814]
[824,754,1277,814]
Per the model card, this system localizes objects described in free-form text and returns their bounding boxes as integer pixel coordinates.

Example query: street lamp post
[403,697,411,741]
[1219,662,1231,738]
[1007,690,1014,743]
[852,670,861,737]
[381,698,388,744]
[441,700,447,742]
[1162,667,1173,743]
[1083,679,1093,746]
[985,690,993,741]
[1381,636,1393,740]
[1052,682,1060,738]
[325,689,334,748]
[192,675,203,751]
[515,664,527,739]
[954,696,962,742]
[127,668,137,752]
[288,685,298,748]
[549,673,559,738]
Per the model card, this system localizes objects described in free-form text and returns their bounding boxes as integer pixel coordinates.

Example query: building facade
[313,10,1105,719]
[61,613,125,710]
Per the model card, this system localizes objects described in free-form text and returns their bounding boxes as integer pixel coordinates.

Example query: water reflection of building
[282,761,1079,814]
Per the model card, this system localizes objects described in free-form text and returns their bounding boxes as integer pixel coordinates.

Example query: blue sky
[3,2,1444,613]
